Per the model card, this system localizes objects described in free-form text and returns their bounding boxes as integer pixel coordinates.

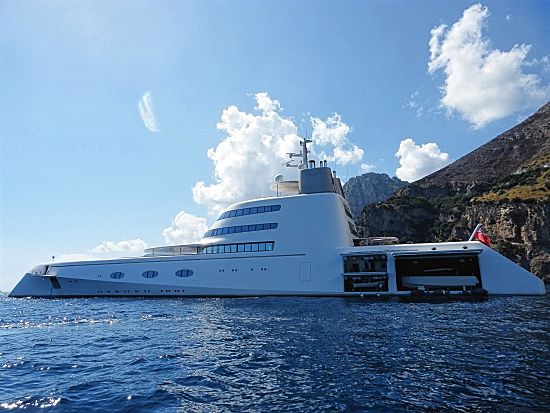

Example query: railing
[143,245,201,257]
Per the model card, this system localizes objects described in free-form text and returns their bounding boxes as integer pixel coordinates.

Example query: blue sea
[1,292,548,412]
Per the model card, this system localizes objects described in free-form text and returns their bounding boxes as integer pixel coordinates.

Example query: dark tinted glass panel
[175,269,193,277]
[142,271,158,278]
[257,206,265,213]
[109,272,124,279]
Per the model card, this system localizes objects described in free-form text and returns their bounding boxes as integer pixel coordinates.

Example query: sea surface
[1,292,548,412]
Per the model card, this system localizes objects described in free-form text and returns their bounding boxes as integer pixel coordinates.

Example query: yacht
[9,140,546,298]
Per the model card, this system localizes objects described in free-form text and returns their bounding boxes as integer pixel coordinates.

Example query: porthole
[142,270,159,279]
[109,271,125,279]
[175,269,194,277]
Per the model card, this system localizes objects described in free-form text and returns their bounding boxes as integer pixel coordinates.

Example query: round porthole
[109,272,125,279]
[175,269,194,277]
[142,270,159,279]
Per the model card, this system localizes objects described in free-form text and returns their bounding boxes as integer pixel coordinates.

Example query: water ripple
[0,294,548,412]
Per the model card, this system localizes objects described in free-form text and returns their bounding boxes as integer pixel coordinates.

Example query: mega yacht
[10,140,546,298]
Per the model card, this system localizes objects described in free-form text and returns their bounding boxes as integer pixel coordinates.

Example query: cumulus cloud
[310,113,364,165]
[90,239,148,254]
[56,239,148,262]
[138,92,159,133]
[162,211,209,245]
[360,163,375,173]
[395,138,451,182]
[56,253,98,262]
[192,92,365,215]
[428,3,550,128]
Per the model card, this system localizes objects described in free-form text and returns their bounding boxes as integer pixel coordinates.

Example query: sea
[1,292,548,412]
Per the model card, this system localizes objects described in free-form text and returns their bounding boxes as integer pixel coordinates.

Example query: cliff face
[354,103,550,281]
[343,173,406,217]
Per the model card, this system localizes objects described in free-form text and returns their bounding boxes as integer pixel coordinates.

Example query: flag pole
[468,223,483,241]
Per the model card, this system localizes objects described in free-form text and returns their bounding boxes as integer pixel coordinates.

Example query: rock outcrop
[343,173,406,217]
[353,103,550,281]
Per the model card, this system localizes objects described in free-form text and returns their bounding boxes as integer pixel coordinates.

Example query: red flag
[474,227,492,247]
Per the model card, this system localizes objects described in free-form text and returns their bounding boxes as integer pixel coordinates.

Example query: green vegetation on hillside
[474,160,550,203]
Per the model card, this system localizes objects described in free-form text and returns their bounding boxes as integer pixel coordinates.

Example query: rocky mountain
[343,173,406,217]
[353,103,550,281]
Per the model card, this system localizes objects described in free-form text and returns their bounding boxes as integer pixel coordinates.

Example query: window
[200,242,275,254]
[142,270,159,279]
[217,204,281,220]
[203,223,278,238]
[175,269,193,277]
[109,272,125,279]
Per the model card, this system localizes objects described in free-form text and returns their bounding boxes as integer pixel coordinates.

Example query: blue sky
[1,0,549,291]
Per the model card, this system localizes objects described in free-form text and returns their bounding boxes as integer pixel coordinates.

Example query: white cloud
[395,138,451,182]
[255,92,282,113]
[192,93,365,215]
[138,92,159,133]
[360,163,375,173]
[56,253,98,262]
[56,238,148,262]
[310,113,365,166]
[162,211,209,245]
[428,3,550,128]
[90,239,148,254]
[405,90,425,118]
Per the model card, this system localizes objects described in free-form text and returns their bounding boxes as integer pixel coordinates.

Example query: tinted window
[142,270,159,279]
[109,272,125,279]
[175,269,193,277]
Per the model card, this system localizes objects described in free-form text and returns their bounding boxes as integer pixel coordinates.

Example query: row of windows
[201,242,274,254]
[108,269,194,279]
[204,222,278,238]
[218,204,281,220]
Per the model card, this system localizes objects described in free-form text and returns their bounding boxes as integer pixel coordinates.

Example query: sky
[1,0,549,291]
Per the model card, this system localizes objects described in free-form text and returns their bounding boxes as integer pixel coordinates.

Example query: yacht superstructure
[10,140,546,298]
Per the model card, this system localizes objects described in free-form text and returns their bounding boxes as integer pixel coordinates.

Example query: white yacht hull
[10,242,546,298]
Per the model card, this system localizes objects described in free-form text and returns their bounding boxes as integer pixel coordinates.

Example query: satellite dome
[274,174,284,183]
